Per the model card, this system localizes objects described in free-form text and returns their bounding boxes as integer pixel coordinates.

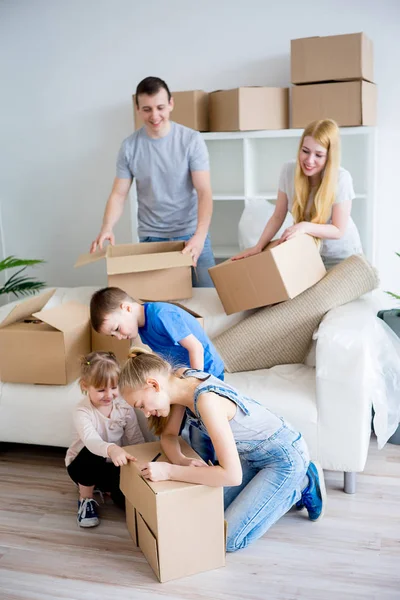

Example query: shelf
[213,195,245,201]
[203,127,375,141]
[213,245,239,259]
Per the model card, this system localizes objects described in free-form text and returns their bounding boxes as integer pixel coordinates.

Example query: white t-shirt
[65,396,144,466]
[278,160,363,265]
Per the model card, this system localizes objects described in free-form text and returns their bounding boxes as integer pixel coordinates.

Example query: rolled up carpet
[213,254,379,373]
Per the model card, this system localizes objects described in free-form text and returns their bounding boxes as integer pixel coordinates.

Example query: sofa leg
[344,472,356,494]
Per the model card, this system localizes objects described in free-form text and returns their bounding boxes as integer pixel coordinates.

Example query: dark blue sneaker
[299,461,326,521]
[77,498,100,528]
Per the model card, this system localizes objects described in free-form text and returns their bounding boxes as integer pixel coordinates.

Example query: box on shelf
[121,439,225,582]
[291,32,374,84]
[208,235,326,315]
[75,242,193,302]
[133,90,209,131]
[0,289,90,384]
[291,80,376,128]
[209,87,289,132]
[91,302,204,364]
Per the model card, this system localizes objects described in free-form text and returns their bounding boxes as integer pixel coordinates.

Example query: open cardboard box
[121,439,225,582]
[208,235,327,315]
[0,289,90,384]
[91,302,204,365]
[75,241,193,302]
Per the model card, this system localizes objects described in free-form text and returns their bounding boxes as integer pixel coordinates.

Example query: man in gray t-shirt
[90,76,215,287]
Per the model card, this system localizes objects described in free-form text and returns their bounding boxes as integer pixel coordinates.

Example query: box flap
[74,248,107,268]
[33,301,89,333]
[106,251,192,275]
[0,289,56,329]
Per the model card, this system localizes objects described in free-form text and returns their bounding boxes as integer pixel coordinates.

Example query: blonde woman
[233,119,363,268]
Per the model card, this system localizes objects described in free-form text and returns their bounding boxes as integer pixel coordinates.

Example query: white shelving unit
[204,127,377,264]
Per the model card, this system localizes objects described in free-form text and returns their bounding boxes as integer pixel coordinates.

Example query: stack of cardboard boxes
[290,32,377,127]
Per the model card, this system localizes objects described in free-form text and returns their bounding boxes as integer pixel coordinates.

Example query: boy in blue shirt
[90,287,224,461]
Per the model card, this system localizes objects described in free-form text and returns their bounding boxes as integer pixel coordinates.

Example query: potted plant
[0,256,46,299]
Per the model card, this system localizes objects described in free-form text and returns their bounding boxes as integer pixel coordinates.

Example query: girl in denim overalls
[120,348,326,552]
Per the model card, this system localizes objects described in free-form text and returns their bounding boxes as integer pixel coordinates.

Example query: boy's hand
[141,461,172,482]
[107,444,137,467]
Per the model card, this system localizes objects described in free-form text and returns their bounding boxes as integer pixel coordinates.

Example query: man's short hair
[135,76,171,107]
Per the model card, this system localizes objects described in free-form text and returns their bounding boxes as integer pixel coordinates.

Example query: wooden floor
[0,438,399,600]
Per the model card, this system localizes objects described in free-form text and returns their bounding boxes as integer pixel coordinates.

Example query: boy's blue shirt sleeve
[156,308,193,343]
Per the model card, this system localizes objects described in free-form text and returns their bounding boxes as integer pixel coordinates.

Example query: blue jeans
[223,425,309,552]
[139,233,216,288]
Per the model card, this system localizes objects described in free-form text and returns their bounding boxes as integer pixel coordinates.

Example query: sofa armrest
[314,293,380,471]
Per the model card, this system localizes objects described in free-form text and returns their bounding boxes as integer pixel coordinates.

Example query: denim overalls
[182,370,310,552]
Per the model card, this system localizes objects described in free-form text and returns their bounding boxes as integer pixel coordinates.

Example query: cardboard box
[291,80,377,128]
[121,439,225,582]
[208,235,326,315]
[0,290,90,384]
[134,90,209,131]
[291,33,374,84]
[91,302,204,365]
[75,241,193,302]
[209,87,289,131]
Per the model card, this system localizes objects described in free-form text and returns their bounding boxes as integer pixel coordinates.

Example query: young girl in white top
[65,352,144,528]
[234,119,362,268]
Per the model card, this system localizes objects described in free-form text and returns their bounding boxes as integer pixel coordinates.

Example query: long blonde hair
[119,347,172,436]
[292,119,340,225]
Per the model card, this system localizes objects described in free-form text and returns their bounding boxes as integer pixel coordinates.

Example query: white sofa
[0,286,393,493]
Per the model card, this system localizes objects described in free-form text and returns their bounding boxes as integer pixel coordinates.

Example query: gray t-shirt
[116,122,209,237]
[279,160,363,265]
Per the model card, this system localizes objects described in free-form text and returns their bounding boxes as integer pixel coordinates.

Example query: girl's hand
[107,444,137,467]
[141,461,172,482]
[279,222,310,243]
[231,244,262,261]
[179,457,208,467]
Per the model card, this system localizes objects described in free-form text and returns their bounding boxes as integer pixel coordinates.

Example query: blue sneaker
[300,461,326,521]
[77,498,100,528]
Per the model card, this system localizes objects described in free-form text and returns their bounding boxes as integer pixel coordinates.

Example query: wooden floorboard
[0,438,399,600]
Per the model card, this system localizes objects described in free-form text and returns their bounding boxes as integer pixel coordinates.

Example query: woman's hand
[231,244,263,261]
[279,222,310,243]
[107,444,137,467]
[141,461,172,482]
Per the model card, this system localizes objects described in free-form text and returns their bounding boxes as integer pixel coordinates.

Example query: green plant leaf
[0,280,46,297]
[386,291,400,301]
[0,256,45,272]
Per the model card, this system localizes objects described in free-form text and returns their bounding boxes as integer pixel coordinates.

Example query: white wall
[1,0,399,291]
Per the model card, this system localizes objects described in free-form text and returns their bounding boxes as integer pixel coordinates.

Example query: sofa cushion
[213,253,379,373]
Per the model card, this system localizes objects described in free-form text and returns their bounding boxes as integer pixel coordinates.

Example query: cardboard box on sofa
[208,235,327,315]
[120,439,225,582]
[75,241,193,302]
[0,289,90,384]
[291,32,374,84]
[91,302,204,365]
[291,80,377,128]
[134,90,209,131]
[209,87,289,131]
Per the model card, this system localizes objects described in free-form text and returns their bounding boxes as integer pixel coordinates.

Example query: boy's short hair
[90,287,133,332]
[135,76,171,107]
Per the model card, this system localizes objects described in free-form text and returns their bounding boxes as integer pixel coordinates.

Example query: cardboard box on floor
[209,87,289,131]
[291,80,377,128]
[291,32,374,84]
[133,90,209,131]
[0,289,90,384]
[75,241,193,302]
[121,439,225,582]
[208,235,326,315]
[91,302,204,365]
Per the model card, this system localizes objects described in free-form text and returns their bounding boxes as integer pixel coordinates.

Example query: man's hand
[90,228,115,254]
[107,444,137,467]
[182,233,206,266]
